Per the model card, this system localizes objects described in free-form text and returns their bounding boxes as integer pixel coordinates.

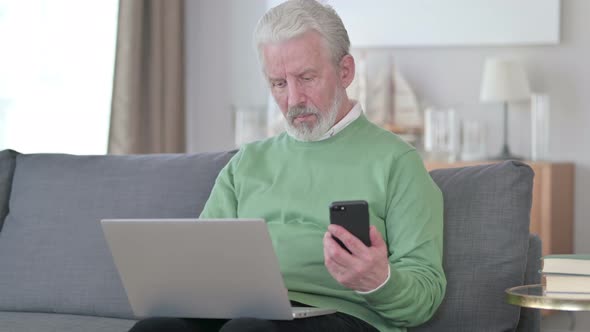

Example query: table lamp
[480,58,531,160]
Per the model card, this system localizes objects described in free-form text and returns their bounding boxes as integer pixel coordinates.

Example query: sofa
[0,149,540,332]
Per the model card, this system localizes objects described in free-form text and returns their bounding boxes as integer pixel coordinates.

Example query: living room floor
[542,312,590,331]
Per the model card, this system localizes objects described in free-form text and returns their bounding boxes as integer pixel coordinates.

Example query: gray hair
[254,0,350,67]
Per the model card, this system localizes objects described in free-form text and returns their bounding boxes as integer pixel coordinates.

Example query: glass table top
[506,284,590,311]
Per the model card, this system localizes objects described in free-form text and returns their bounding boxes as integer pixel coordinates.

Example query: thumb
[369,225,386,249]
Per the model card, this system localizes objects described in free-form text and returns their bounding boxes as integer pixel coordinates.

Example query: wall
[185,0,267,153]
[382,0,590,254]
[185,1,590,253]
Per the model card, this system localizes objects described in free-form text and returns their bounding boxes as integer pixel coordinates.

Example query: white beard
[284,89,342,142]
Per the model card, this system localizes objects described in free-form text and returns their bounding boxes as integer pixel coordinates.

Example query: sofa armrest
[0,149,19,231]
[516,234,542,332]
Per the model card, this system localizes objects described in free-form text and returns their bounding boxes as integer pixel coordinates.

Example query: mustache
[287,106,320,119]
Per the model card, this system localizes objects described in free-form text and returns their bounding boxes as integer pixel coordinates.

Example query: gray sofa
[0,149,540,332]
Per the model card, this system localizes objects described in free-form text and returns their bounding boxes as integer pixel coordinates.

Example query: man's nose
[287,82,306,108]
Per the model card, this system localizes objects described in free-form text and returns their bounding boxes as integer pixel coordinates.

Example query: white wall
[185,1,590,253]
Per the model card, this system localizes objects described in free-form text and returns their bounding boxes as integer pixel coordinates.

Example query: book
[541,254,590,275]
[544,291,590,300]
[542,273,590,293]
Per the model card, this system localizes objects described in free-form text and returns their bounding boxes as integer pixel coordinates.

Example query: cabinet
[425,161,575,256]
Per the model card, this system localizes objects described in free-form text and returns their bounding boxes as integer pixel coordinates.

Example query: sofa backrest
[0,150,537,329]
[411,161,534,332]
[0,151,235,319]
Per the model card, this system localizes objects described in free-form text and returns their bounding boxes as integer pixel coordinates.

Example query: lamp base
[491,152,523,161]
[491,144,523,161]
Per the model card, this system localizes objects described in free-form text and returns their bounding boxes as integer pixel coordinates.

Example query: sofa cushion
[0,149,19,230]
[411,161,533,332]
[0,151,235,319]
[0,311,136,332]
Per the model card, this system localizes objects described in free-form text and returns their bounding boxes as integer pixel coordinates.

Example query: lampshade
[480,58,531,102]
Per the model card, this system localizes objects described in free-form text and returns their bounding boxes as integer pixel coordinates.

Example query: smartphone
[329,200,371,253]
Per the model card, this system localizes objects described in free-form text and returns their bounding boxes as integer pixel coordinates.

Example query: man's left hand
[323,224,389,292]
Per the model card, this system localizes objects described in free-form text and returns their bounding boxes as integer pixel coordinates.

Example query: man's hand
[323,224,389,292]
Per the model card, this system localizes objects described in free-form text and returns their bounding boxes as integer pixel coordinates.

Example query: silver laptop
[100,218,336,320]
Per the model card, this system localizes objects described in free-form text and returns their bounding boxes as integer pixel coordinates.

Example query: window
[0,0,118,154]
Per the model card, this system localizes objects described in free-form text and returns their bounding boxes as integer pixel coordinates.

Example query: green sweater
[200,114,446,332]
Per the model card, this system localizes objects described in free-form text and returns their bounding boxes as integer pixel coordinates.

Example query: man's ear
[339,54,355,89]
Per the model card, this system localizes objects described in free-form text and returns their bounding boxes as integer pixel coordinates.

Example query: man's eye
[272,81,286,88]
[302,77,313,82]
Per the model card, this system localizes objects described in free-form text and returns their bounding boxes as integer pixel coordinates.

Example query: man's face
[262,31,346,141]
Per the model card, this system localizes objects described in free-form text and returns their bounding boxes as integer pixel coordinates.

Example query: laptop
[100,218,336,320]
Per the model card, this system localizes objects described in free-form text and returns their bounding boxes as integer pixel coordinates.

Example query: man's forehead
[261,32,330,77]
[266,68,318,80]
[263,59,320,80]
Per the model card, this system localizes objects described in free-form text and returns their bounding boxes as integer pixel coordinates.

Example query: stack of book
[542,254,590,298]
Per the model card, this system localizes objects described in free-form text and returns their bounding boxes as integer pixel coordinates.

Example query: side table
[506,284,590,331]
